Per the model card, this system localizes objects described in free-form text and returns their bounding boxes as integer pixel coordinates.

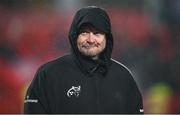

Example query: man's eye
[80,31,89,35]
[94,32,103,36]
[94,32,100,35]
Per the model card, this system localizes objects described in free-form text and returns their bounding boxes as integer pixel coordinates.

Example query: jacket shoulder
[111,58,133,75]
[41,54,73,69]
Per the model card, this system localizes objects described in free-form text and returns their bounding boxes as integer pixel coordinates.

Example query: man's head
[69,6,113,66]
[77,23,106,60]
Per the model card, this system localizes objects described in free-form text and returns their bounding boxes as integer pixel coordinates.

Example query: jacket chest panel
[49,72,127,113]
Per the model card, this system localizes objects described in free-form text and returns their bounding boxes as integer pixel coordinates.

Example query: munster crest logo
[67,86,81,98]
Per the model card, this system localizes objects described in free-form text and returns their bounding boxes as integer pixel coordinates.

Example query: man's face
[77,24,106,59]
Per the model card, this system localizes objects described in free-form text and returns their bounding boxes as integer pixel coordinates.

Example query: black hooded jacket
[24,6,143,114]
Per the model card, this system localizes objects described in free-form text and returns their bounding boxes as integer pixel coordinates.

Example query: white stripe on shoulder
[111,58,133,76]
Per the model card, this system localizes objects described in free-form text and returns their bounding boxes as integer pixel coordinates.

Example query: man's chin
[80,51,98,58]
[83,53,97,57]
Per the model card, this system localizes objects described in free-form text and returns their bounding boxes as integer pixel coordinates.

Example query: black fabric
[24,54,143,114]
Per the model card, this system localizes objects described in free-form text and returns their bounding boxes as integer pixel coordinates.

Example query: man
[24,6,144,114]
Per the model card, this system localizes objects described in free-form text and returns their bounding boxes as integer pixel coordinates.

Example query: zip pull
[89,65,98,74]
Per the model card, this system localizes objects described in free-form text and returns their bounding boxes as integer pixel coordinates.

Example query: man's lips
[82,44,98,49]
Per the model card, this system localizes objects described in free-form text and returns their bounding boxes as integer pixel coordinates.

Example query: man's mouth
[82,44,98,49]
[82,43,99,48]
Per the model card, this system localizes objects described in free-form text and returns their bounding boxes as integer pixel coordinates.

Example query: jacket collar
[71,53,108,76]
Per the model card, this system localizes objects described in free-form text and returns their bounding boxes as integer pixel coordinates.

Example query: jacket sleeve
[128,74,144,114]
[24,66,50,114]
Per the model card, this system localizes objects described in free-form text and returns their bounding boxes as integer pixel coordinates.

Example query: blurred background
[0,0,180,113]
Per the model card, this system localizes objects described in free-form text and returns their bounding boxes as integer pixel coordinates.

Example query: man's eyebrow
[79,29,90,33]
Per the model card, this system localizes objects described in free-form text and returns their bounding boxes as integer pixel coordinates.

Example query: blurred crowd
[0,0,180,113]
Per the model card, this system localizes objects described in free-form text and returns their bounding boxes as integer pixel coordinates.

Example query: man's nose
[87,32,96,43]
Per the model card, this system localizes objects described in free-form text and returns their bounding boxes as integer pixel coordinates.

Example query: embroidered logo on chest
[67,86,81,98]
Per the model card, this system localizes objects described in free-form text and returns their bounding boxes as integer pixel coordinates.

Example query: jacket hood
[68,6,113,76]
